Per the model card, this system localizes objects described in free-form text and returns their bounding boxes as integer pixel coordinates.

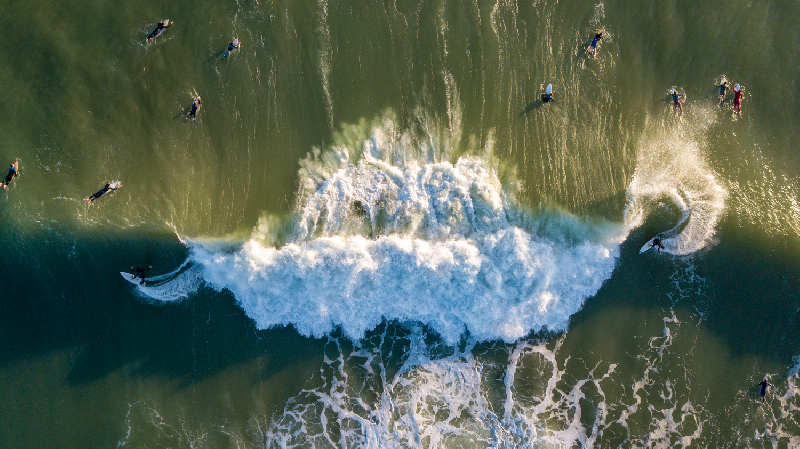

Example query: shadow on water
[519,98,550,116]
[0,224,325,389]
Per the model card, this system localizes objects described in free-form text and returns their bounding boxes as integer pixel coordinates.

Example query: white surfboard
[121,272,142,284]
[639,239,655,253]
[545,84,553,95]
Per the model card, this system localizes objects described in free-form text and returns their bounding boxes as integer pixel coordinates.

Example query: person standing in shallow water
[585,30,603,58]
[670,89,684,116]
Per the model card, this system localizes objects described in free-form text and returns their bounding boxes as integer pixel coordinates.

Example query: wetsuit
[733,90,742,113]
[147,22,169,41]
[88,183,112,202]
[227,42,238,52]
[590,33,602,49]
[3,165,16,185]
[759,379,771,400]
[718,82,728,103]
[541,93,553,103]
[188,98,201,118]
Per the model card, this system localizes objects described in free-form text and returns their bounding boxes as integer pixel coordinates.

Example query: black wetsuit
[541,93,553,103]
[652,238,665,250]
[719,83,728,97]
[147,23,166,41]
[132,266,150,285]
[3,165,16,185]
[227,42,238,52]
[759,379,771,397]
[89,183,112,202]
[188,99,201,118]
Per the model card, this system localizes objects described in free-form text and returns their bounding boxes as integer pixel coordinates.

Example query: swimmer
[187,96,201,119]
[718,78,729,106]
[585,30,603,58]
[650,237,666,255]
[733,84,742,115]
[2,158,18,190]
[146,19,172,42]
[86,181,121,203]
[759,375,772,404]
[670,89,685,115]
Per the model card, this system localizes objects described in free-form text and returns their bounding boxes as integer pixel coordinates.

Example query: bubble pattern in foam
[189,134,624,343]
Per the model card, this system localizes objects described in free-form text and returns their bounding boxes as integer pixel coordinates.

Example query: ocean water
[1,0,800,447]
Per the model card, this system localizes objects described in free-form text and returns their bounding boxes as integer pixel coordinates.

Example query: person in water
[131,266,152,286]
[759,376,772,404]
[188,96,201,119]
[227,38,241,53]
[146,19,172,42]
[733,84,743,115]
[650,237,666,255]
[86,182,120,203]
[541,89,554,103]
[718,78,729,106]
[670,89,684,115]
[585,30,603,58]
[2,158,18,190]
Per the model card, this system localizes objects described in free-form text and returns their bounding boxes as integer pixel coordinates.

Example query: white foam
[624,110,727,255]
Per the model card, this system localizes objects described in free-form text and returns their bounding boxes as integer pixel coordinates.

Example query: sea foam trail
[624,110,728,255]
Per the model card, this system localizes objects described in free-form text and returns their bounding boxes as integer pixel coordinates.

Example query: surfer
[146,19,172,42]
[541,85,554,103]
[718,78,729,106]
[585,30,603,58]
[650,237,666,255]
[131,266,152,286]
[86,182,120,203]
[759,376,772,404]
[733,84,742,115]
[2,158,19,190]
[187,96,201,119]
[227,38,241,54]
[670,89,684,115]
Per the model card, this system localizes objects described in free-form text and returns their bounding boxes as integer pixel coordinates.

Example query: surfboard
[121,272,143,285]
[639,239,655,253]
[545,84,553,95]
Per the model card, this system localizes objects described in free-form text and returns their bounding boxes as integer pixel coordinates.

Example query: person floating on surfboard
[585,30,603,58]
[541,84,554,103]
[759,375,772,404]
[225,38,241,56]
[650,237,666,255]
[187,96,201,120]
[670,89,684,116]
[146,19,172,43]
[2,158,19,190]
[131,266,152,286]
[733,84,743,115]
[718,78,729,106]
[86,181,121,203]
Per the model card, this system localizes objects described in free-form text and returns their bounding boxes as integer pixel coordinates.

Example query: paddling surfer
[585,30,603,58]
[2,158,19,190]
[759,375,772,404]
[733,84,742,115]
[187,96,201,119]
[670,89,684,115]
[146,19,172,42]
[86,182,120,203]
[718,78,729,106]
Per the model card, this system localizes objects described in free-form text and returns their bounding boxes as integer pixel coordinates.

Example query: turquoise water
[1,0,800,446]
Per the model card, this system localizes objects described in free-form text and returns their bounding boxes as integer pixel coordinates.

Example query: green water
[1,0,800,446]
